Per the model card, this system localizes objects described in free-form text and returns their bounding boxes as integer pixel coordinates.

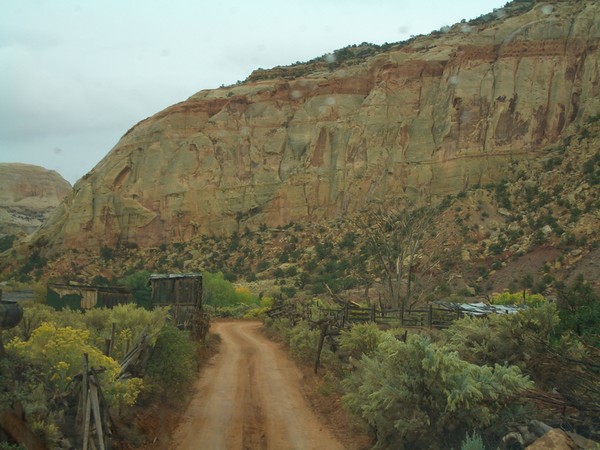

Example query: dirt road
[170,321,345,450]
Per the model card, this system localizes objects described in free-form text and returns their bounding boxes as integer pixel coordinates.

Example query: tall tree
[360,204,443,309]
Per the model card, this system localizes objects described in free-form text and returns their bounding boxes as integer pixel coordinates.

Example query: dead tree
[358,205,442,310]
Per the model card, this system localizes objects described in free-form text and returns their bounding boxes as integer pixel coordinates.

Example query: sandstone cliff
[0,163,71,236]
[34,1,600,252]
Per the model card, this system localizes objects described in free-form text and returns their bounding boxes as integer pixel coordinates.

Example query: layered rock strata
[35,1,600,251]
[0,163,71,236]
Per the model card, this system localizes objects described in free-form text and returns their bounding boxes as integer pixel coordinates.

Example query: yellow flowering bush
[491,291,546,307]
[7,322,142,407]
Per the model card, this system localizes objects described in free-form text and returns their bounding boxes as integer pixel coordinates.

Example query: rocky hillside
[36,115,600,298]
[0,163,71,237]
[29,1,600,255]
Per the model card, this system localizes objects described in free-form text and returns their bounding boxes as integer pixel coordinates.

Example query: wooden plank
[82,353,89,440]
[94,376,112,450]
[109,323,116,357]
[83,386,91,450]
[89,383,106,450]
[314,322,328,374]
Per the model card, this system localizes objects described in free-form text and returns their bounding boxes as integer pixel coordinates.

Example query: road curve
[170,321,345,450]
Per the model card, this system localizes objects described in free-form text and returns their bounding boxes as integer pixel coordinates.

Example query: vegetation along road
[170,321,344,450]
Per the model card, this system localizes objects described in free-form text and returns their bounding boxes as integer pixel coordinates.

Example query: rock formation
[33,1,600,252]
[0,163,71,237]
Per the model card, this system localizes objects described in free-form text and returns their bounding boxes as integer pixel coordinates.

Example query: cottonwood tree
[358,204,445,309]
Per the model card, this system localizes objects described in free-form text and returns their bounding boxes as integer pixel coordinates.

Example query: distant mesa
[0,163,71,237]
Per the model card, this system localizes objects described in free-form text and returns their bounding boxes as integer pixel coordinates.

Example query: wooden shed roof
[48,283,131,293]
[149,273,203,281]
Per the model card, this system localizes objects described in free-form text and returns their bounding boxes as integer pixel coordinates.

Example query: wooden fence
[268,303,463,330]
[267,301,468,374]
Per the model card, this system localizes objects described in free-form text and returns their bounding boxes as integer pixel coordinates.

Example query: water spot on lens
[494,8,507,19]
[541,4,554,15]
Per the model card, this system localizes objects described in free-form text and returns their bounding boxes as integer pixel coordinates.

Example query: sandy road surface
[170,321,344,450]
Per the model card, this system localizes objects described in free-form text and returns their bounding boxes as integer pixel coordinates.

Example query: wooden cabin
[149,273,203,329]
[47,283,132,310]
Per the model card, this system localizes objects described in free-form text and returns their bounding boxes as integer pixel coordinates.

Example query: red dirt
[486,247,559,292]
[169,321,347,450]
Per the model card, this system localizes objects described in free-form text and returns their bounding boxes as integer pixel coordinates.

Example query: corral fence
[268,302,463,330]
[266,300,523,374]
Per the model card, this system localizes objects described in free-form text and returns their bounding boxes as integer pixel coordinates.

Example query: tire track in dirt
[170,321,344,450]
[240,355,267,448]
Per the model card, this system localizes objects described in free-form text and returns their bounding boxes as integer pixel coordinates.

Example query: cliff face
[36,1,600,251]
[0,163,71,236]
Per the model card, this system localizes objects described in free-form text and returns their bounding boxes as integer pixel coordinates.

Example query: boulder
[525,429,576,450]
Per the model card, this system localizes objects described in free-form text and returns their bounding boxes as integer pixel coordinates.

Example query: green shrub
[461,431,486,450]
[556,275,600,346]
[445,302,599,437]
[0,234,16,253]
[445,304,559,371]
[281,286,297,298]
[339,323,387,360]
[119,270,152,308]
[264,318,292,344]
[0,351,60,447]
[242,297,273,319]
[145,324,198,402]
[212,304,252,318]
[100,246,114,261]
[202,272,237,307]
[288,321,320,362]
[342,334,532,449]
[0,444,26,450]
[5,303,56,341]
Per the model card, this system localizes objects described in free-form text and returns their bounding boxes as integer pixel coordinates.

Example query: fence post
[370,304,376,322]
[314,322,328,374]
[400,303,405,326]
[89,381,106,450]
[428,305,433,328]
[82,353,89,450]
[109,323,116,357]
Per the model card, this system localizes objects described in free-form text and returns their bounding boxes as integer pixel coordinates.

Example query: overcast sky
[1,0,506,185]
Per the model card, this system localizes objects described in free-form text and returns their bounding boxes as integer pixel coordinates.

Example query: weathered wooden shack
[47,283,132,310]
[149,273,203,307]
[149,273,203,331]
